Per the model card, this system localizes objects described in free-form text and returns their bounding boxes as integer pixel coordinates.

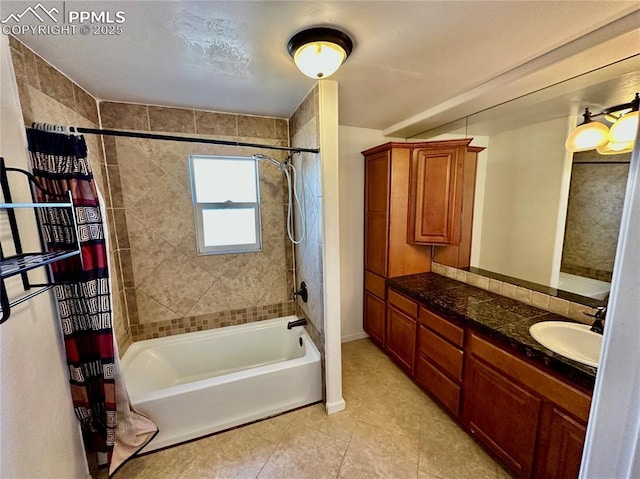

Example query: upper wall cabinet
[407,139,484,268]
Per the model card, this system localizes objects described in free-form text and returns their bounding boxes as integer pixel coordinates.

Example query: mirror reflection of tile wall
[561,150,630,283]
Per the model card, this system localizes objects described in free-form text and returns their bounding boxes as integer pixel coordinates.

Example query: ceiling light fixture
[565,92,639,155]
[287,27,353,79]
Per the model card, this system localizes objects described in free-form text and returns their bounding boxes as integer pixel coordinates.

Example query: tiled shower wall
[288,86,325,356]
[8,37,132,352]
[98,101,295,343]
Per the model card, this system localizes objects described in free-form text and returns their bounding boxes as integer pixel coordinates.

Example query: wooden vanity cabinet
[463,333,591,479]
[379,289,592,478]
[414,306,465,417]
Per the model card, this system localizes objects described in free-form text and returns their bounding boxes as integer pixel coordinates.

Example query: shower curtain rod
[32,124,320,154]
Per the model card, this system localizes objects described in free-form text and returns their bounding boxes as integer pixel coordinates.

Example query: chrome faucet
[585,306,607,334]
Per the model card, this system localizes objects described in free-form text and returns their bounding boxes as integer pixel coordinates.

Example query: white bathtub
[121,315,322,452]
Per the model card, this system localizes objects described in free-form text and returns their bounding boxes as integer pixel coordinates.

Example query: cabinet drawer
[415,355,461,416]
[419,307,464,346]
[364,270,386,299]
[388,289,418,317]
[418,326,464,381]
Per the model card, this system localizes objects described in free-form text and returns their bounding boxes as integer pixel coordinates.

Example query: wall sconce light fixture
[287,27,353,79]
[565,93,639,155]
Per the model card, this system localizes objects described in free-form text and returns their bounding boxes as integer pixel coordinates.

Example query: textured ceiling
[3,1,640,132]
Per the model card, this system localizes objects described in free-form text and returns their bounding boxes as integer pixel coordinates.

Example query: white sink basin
[529,321,602,367]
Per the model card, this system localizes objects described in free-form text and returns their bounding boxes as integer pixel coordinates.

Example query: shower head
[253,154,285,170]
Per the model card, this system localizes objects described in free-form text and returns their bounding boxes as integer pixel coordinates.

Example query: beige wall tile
[114,140,166,208]
[138,255,214,316]
[194,110,237,136]
[100,101,149,130]
[127,214,176,286]
[136,290,180,325]
[515,287,533,305]
[275,119,289,140]
[102,135,118,165]
[549,297,570,317]
[500,282,517,299]
[466,273,479,286]
[489,279,502,294]
[112,208,130,249]
[72,84,99,124]
[237,115,276,139]
[568,302,596,324]
[455,269,468,283]
[8,35,24,52]
[476,275,490,290]
[128,175,193,247]
[118,249,136,289]
[22,50,40,90]
[106,165,124,208]
[531,291,550,310]
[148,106,195,133]
[289,88,316,137]
[34,56,75,111]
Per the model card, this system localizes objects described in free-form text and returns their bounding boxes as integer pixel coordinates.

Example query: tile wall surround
[289,86,326,364]
[98,100,295,343]
[432,262,598,324]
[8,36,132,352]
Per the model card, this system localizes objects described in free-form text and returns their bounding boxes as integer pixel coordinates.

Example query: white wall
[338,125,400,343]
[476,117,569,285]
[0,37,88,478]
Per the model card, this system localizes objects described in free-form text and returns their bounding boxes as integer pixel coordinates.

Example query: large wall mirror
[412,55,640,306]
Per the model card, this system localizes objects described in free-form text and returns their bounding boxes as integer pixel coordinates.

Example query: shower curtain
[26,128,157,477]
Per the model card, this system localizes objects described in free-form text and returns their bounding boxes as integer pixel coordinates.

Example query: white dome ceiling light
[287,27,353,80]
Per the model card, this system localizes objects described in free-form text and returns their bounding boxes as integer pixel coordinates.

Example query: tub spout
[287,318,308,329]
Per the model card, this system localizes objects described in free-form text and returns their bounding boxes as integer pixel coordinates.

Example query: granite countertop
[387,272,597,390]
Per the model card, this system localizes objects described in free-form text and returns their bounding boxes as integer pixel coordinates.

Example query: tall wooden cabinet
[362,144,432,346]
[362,140,483,346]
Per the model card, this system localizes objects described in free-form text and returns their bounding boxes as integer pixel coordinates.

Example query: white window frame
[189,155,262,255]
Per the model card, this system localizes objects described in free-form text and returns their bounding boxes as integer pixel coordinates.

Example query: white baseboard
[341,330,369,343]
[325,398,346,415]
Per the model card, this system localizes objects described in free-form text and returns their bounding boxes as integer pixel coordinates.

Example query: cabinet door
[364,290,386,347]
[408,147,461,244]
[386,304,417,373]
[535,407,586,479]
[364,151,389,275]
[465,357,541,478]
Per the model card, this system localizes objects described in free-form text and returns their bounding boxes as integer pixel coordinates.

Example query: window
[189,155,262,255]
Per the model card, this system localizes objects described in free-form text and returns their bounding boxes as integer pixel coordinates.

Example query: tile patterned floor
[112,339,512,478]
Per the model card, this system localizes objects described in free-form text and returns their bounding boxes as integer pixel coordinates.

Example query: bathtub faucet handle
[287,318,308,329]
[293,282,308,303]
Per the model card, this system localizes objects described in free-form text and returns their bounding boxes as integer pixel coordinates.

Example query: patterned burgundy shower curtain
[26,128,157,477]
